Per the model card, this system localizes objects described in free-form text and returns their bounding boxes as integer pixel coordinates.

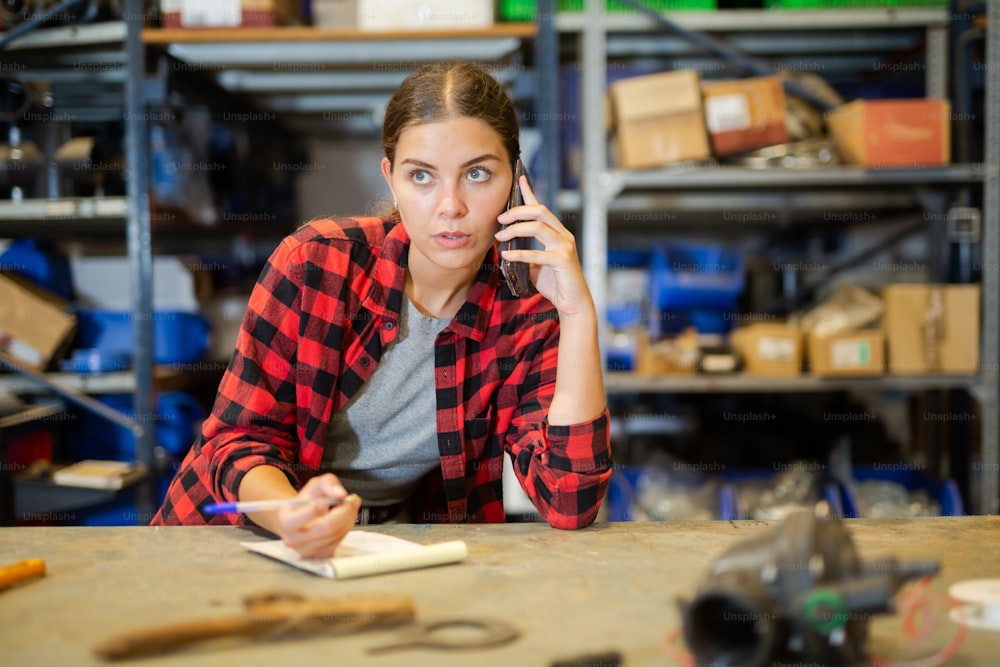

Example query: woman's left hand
[495,175,595,318]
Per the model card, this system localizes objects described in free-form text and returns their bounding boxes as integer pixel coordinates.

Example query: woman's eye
[410,169,430,184]
[467,167,491,182]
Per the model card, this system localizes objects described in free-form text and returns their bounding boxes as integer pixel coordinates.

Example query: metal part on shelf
[731,139,838,170]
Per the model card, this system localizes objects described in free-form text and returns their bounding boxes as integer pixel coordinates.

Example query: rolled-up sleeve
[504,318,612,529]
[204,240,305,502]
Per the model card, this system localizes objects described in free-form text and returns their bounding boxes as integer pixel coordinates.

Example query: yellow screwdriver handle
[0,558,46,591]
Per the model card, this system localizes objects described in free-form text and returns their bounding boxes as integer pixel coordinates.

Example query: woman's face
[382,116,512,279]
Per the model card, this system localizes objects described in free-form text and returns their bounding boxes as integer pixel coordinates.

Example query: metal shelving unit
[0,7,156,521]
[2,15,539,524]
[574,0,999,513]
[0,15,154,463]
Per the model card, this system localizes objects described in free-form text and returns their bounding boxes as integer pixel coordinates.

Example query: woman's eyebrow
[399,154,503,170]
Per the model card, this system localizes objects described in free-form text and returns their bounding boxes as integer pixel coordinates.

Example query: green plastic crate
[500,0,538,20]
[500,0,716,21]
[561,0,716,10]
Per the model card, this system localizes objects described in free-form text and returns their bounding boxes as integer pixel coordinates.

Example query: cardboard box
[0,273,77,371]
[883,284,980,374]
[808,329,885,377]
[161,0,303,28]
[314,0,494,30]
[729,322,803,378]
[610,70,711,169]
[825,99,951,167]
[634,327,699,376]
[311,0,358,28]
[701,76,789,157]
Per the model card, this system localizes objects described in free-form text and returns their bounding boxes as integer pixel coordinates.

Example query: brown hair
[382,62,520,170]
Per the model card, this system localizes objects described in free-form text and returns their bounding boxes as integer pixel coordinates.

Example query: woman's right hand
[274,473,361,559]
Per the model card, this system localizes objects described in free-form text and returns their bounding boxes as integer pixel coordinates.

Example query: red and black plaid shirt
[152,217,611,528]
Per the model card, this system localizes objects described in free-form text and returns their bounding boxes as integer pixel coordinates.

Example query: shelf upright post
[124,0,156,515]
[925,21,948,100]
[581,0,608,363]
[979,0,1000,515]
[536,0,560,217]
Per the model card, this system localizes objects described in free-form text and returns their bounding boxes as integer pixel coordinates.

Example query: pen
[0,558,46,591]
[204,497,350,515]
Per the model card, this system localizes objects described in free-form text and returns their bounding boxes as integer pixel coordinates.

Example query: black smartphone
[499,159,533,297]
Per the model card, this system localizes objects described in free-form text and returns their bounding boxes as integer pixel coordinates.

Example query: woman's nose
[437,183,468,218]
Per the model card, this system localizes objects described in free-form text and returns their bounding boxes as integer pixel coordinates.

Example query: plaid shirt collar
[364,220,503,343]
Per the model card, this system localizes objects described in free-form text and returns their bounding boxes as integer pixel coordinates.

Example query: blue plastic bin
[73,309,211,365]
[0,238,75,301]
[648,243,746,311]
[836,466,963,518]
[64,392,206,462]
[722,468,845,520]
[606,465,737,521]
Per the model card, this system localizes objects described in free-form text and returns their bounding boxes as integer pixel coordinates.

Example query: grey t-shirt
[321,293,449,505]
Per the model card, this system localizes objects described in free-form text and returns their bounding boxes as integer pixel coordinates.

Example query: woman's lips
[434,232,471,249]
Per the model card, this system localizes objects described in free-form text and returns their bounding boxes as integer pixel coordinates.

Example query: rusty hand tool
[92,592,415,661]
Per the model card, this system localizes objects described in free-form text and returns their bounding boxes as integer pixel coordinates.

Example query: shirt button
[360,357,370,367]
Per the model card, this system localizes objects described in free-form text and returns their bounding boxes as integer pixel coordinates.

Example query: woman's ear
[380,157,395,201]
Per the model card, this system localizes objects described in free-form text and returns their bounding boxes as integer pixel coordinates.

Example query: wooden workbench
[2,518,999,666]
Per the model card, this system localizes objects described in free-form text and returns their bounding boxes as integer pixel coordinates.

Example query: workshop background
[0,0,996,527]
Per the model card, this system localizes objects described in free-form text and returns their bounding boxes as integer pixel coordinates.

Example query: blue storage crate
[722,468,845,520]
[607,247,650,333]
[0,238,75,301]
[608,248,651,269]
[836,466,963,518]
[607,465,736,521]
[606,329,636,372]
[649,242,746,311]
[73,309,211,365]
[64,392,206,462]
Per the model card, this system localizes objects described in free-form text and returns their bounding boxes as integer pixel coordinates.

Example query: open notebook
[241,531,468,580]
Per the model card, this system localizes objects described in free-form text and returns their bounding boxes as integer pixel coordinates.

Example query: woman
[151,62,611,558]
